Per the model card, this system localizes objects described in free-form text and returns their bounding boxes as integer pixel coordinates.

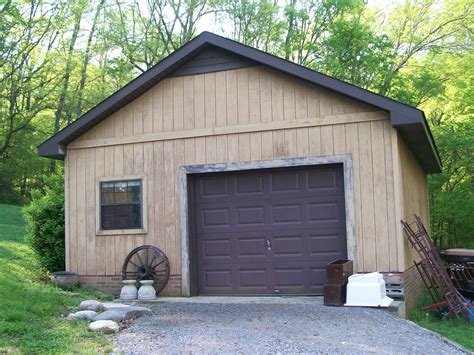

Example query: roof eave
[37,143,65,160]
[391,111,442,173]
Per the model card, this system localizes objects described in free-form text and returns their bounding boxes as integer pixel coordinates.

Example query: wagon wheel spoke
[151,259,165,268]
[149,254,158,267]
[153,264,167,271]
[128,260,141,269]
[136,252,145,268]
[154,268,167,275]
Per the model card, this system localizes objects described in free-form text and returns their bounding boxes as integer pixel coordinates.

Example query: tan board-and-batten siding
[398,137,430,269]
[65,65,415,287]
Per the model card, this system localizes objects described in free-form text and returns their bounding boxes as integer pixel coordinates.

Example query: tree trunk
[50,5,84,172]
[283,0,296,61]
[75,0,104,118]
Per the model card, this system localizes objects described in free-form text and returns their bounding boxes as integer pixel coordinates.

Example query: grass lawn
[0,203,114,353]
[408,293,474,351]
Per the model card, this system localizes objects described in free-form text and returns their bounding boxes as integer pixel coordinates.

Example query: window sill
[96,229,147,236]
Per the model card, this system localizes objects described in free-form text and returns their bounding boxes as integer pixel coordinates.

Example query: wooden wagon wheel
[122,245,170,294]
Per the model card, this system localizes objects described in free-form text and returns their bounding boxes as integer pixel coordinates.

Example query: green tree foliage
[216,0,284,51]
[424,52,474,249]
[0,0,472,249]
[318,15,396,89]
[23,173,65,272]
[281,0,361,65]
[429,118,473,249]
[0,1,65,199]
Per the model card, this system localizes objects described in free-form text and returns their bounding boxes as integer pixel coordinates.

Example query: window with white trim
[100,179,142,230]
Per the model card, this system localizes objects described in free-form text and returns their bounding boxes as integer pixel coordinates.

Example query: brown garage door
[190,164,347,295]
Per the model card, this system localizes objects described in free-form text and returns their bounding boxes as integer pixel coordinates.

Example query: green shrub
[23,173,65,273]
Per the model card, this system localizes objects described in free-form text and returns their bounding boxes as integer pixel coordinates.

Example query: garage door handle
[266,239,272,250]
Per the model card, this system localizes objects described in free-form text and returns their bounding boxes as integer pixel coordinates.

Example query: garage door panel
[201,207,231,228]
[236,206,265,226]
[201,269,233,289]
[202,239,232,257]
[307,168,340,190]
[198,232,271,264]
[238,265,272,292]
[199,263,274,294]
[192,164,347,295]
[270,230,312,262]
[271,204,302,224]
[271,234,305,257]
[200,176,230,197]
[237,236,267,258]
[308,202,341,223]
[273,262,330,292]
[274,267,305,287]
[269,170,301,192]
[239,269,268,288]
[198,241,233,266]
[310,233,346,254]
[310,267,326,284]
[235,174,265,195]
[273,264,316,294]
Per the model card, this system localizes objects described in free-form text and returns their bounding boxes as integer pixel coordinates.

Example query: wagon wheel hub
[138,265,152,278]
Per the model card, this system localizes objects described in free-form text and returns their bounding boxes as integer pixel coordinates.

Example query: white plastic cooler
[344,272,393,307]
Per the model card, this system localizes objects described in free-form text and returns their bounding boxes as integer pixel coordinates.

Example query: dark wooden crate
[324,284,347,306]
[326,259,353,285]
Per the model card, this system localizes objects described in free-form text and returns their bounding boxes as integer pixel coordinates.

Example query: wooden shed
[39,32,440,306]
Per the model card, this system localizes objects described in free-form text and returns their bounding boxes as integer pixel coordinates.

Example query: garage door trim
[179,154,355,296]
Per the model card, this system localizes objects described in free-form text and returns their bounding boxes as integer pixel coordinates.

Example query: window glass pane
[101,184,115,204]
[117,204,141,228]
[101,204,141,229]
[128,181,141,202]
[115,181,127,191]
[101,205,116,229]
[113,183,126,203]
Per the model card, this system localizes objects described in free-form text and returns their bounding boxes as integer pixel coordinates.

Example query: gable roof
[38,31,441,173]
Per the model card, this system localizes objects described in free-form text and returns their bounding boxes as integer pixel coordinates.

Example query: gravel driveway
[113,298,465,354]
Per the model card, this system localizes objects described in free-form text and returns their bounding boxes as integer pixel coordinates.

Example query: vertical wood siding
[398,137,430,269]
[75,66,376,142]
[65,65,409,284]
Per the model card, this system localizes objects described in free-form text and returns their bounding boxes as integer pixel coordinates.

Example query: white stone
[89,320,119,334]
[79,300,105,312]
[71,310,97,321]
[120,280,138,300]
[138,280,156,300]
